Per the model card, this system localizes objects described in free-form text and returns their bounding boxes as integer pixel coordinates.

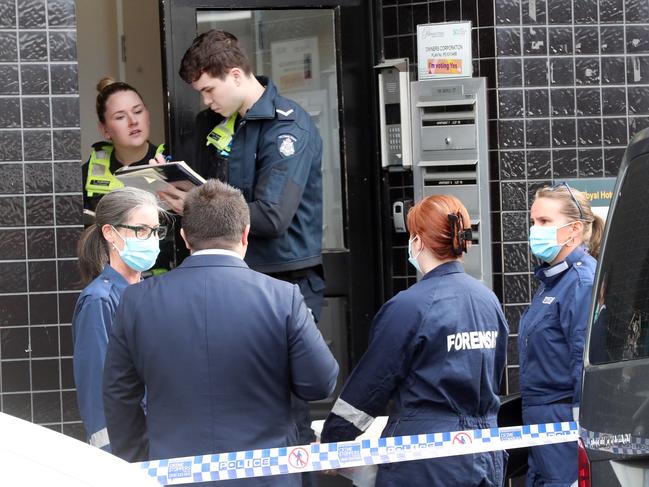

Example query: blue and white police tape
[137,421,578,485]
[581,427,649,456]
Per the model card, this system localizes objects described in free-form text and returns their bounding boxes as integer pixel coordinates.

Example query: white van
[0,412,160,486]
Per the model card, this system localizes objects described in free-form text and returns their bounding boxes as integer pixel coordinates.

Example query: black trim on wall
[337,0,383,363]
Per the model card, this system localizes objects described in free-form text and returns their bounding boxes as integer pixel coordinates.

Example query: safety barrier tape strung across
[581,427,649,456]
[137,421,578,485]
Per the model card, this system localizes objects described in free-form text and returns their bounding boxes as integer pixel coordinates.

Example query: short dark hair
[182,179,250,250]
[179,30,252,84]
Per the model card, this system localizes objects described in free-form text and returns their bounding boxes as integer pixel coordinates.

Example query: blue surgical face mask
[529,222,574,264]
[113,227,160,272]
[408,236,423,273]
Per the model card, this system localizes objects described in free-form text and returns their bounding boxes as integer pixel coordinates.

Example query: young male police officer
[159,29,325,320]
[156,31,325,483]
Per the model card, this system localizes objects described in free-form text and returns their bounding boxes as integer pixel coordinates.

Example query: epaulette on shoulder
[572,260,595,282]
[275,106,296,121]
[82,276,113,301]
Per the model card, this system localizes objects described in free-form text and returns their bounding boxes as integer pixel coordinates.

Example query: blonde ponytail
[588,214,605,259]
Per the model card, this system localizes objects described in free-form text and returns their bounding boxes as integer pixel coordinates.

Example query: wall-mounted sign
[416,22,472,80]
[271,37,320,93]
[560,178,617,221]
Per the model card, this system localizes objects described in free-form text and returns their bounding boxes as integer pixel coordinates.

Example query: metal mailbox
[411,77,492,286]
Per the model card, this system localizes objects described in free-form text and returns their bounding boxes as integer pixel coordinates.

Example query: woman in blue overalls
[72,187,164,452]
[321,194,509,486]
[519,184,604,486]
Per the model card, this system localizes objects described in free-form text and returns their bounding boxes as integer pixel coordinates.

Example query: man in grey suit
[103,179,338,486]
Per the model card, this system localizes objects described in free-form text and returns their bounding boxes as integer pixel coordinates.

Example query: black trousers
[269,265,325,321]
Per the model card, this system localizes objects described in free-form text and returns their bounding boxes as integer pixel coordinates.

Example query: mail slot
[411,78,492,287]
[420,101,477,151]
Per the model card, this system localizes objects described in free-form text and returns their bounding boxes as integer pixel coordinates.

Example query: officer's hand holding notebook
[115,159,204,214]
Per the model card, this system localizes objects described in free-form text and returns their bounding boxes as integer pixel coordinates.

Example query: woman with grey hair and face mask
[72,187,165,453]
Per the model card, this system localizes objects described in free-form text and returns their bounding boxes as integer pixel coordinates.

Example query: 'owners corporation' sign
[417,22,473,80]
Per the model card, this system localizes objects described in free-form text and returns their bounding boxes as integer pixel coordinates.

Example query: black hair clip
[448,213,471,256]
[458,228,472,250]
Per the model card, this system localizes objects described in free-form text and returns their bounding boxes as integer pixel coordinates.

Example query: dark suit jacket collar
[178,253,249,269]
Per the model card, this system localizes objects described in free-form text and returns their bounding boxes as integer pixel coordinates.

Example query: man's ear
[230,67,246,86]
[242,224,250,247]
[180,228,192,251]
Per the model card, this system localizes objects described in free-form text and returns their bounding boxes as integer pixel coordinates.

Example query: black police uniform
[186,76,325,318]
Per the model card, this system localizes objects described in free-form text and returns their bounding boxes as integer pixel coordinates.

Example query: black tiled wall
[380,0,649,399]
[0,0,83,439]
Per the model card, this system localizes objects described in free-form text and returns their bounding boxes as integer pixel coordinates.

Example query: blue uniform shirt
[190,77,323,274]
[322,261,508,440]
[72,265,129,451]
[518,246,596,407]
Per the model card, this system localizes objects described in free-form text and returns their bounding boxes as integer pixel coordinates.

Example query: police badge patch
[278,134,297,157]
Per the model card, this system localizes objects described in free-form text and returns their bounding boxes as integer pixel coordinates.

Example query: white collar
[191,248,243,260]
[543,260,569,278]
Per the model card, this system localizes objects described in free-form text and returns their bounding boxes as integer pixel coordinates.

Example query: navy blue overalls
[321,261,509,486]
[71,265,129,452]
[518,246,596,487]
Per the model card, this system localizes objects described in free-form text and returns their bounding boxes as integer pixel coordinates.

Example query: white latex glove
[341,465,377,487]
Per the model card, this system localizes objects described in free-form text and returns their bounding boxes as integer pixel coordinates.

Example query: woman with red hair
[321,194,509,486]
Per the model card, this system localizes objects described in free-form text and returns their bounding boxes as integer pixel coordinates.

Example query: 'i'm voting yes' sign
[417,22,473,80]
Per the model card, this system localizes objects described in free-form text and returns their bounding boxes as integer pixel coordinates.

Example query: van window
[589,160,649,364]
